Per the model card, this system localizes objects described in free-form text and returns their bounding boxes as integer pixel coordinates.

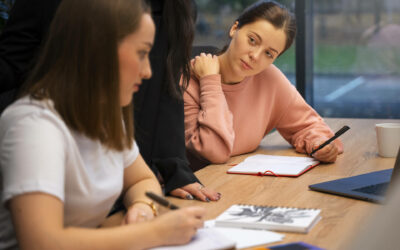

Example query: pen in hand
[146,191,180,210]
[310,125,350,156]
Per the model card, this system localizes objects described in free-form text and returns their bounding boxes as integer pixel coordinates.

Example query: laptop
[309,147,400,203]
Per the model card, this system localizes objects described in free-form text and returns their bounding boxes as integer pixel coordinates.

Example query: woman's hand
[191,53,220,79]
[154,206,206,246]
[311,141,339,163]
[170,182,221,202]
[121,202,155,225]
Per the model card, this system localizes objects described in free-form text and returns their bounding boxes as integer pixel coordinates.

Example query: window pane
[194,0,296,85]
[314,0,400,118]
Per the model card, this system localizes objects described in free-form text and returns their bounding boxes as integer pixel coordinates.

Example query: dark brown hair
[162,0,195,97]
[21,0,150,151]
[222,0,296,56]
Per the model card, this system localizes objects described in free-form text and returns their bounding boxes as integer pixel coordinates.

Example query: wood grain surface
[166,118,399,249]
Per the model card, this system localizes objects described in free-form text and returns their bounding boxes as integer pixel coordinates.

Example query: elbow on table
[187,136,233,164]
[205,151,231,164]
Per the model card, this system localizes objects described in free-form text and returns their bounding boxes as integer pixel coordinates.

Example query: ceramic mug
[375,123,400,158]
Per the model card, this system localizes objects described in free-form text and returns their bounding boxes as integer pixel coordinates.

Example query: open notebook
[151,221,284,250]
[215,204,321,233]
[205,220,284,249]
[227,154,319,177]
[150,227,236,250]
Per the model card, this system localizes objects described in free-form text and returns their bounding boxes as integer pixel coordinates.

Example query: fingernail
[186,194,194,200]
[206,198,210,202]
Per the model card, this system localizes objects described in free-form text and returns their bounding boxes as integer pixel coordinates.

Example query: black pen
[145,191,180,210]
[310,125,350,156]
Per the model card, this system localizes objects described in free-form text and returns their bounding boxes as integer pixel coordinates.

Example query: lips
[133,83,142,92]
[240,59,253,70]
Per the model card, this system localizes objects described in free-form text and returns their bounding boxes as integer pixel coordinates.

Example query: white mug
[375,123,400,158]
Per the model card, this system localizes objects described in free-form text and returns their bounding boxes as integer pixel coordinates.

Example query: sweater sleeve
[183,74,235,163]
[275,83,344,155]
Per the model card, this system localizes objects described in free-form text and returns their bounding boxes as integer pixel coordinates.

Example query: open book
[227,154,319,177]
[215,204,321,233]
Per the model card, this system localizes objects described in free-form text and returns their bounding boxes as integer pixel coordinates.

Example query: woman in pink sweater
[184,0,343,168]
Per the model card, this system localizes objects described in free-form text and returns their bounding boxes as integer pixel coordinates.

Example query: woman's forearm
[123,178,162,209]
[35,222,164,250]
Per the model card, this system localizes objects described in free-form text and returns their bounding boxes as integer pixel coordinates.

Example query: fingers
[192,53,219,78]
[170,188,194,200]
[313,143,339,163]
[187,184,208,202]
[123,210,144,225]
[183,206,206,220]
[201,187,221,202]
[181,182,221,202]
[123,204,154,225]
[177,207,206,244]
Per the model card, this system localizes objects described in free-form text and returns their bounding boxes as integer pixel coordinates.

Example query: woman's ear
[229,21,239,38]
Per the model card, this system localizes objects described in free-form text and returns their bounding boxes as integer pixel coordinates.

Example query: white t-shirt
[0,97,139,249]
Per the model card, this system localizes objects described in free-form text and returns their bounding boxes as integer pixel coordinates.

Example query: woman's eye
[265,51,274,59]
[138,51,148,60]
[248,37,256,45]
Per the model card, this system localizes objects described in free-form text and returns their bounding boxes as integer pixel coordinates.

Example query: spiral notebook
[215,204,321,233]
[227,154,320,177]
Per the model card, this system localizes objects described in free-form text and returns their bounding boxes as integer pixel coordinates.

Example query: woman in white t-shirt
[0,0,205,249]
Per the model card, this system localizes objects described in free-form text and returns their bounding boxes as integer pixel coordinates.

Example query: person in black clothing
[134,0,219,201]
[0,0,220,201]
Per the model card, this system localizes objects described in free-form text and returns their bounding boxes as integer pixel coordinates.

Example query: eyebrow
[250,31,279,55]
[143,41,153,49]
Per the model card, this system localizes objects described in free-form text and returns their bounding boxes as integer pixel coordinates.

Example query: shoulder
[254,65,291,85]
[0,97,70,143]
[184,76,201,99]
[253,65,296,94]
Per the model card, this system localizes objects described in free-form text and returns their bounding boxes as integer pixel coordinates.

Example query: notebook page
[205,220,284,249]
[228,154,319,175]
[150,227,236,250]
[245,154,317,164]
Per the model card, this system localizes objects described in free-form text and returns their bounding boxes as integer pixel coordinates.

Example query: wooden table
[168,118,399,249]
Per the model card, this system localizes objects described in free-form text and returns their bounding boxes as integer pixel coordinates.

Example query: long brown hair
[162,0,195,97]
[21,0,150,151]
[221,0,296,56]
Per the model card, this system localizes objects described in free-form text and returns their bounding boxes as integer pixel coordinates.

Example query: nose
[140,58,152,80]
[249,48,262,62]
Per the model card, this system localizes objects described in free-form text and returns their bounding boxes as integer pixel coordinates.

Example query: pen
[145,191,180,210]
[310,125,350,156]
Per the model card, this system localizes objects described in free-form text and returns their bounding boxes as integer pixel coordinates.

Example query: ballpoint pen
[145,191,180,210]
[310,125,350,156]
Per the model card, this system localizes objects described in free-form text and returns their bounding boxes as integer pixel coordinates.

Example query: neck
[218,53,244,85]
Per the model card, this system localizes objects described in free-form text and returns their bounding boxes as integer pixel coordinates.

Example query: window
[194,0,400,119]
[313,0,400,118]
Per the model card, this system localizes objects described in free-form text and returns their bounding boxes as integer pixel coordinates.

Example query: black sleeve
[152,93,199,194]
[134,0,199,194]
[0,0,60,111]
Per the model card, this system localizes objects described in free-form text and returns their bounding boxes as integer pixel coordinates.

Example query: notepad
[215,204,321,233]
[205,220,284,249]
[227,154,319,177]
[150,227,236,250]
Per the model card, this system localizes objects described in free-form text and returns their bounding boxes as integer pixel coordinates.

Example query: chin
[120,98,132,107]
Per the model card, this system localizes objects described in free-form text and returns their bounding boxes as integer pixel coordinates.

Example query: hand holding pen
[310,125,350,163]
[145,192,206,246]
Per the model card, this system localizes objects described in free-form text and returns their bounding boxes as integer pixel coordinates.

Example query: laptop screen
[388,147,400,187]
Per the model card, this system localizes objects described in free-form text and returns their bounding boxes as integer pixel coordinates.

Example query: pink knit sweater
[184,65,343,164]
